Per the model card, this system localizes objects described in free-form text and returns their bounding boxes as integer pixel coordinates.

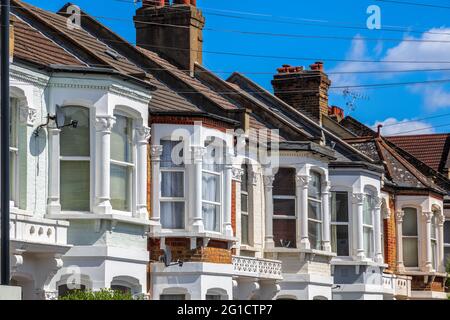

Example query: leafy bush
[59,289,134,300]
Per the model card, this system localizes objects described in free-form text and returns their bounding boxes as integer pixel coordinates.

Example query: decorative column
[437,213,445,272]
[353,193,365,260]
[191,146,205,233]
[395,210,405,271]
[321,181,331,252]
[93,115,115,214]
[422,211,433,272]
[47,125,61,214]
[135,125,151,219]
[296,175,311,250]
[374,197,384,263]
[263,174,275,248]
[150,145,163,228]
[223,152,234,237]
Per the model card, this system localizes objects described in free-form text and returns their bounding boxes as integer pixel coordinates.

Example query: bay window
[202,139,223,232]
[9,98,18,206]
[60,106,90,211]
[241,164,249,245]
[331,191,349,256]
[363,194,374,258]
[402,207,419,268]
[160,140,185,229]
[110,114,133,212]
[273,168,296,248]
[308,171,322,250]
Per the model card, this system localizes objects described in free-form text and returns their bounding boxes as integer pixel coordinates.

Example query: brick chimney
[271,62,331,125]
[135,0,205,73]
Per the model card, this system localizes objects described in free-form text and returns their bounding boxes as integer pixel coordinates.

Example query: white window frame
[402,207,419,269]
[60,105,91,212]
[308,171,323,250]
[160,139,186,230]
[431,213,438,271]
[201,166,223,233]
[330,190,350,256]
[363,193,375,258]
[240,164,250,245]
[9,98,19,207]
[110,112,135,214]
[273,168,296,248]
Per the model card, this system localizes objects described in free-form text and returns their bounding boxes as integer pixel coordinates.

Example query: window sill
[400,269,447,277]
[45,213,156,226]
[264,247,336,258]
[239,245,260,252]
[331,258,388,268]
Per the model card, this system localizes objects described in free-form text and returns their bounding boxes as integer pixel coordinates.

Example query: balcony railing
[232,256,283,280]
[383,273,411,299]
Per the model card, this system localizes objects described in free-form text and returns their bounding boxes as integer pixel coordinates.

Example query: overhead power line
[376,0,450,9]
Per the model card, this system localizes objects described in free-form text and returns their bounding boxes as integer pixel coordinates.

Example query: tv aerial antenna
[343,88,369,113]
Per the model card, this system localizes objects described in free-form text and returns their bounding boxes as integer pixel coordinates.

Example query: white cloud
[409,84,450,110]
[370,117,435,136]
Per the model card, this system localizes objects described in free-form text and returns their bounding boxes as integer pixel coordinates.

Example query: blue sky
[25,0,450,135]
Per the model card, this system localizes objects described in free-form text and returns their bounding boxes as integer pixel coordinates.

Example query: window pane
[202,203,220,232]
[161,202,185,229]
[309,220,322,250]
[161,140,184,168]
[403,208,418,236]
[110,164,130,211]
[161,172,184,198]
[111,115,132,163]
[273,168,295,196]
[403,238,418,267]
[331,225,349,256]
[444,247,450,266]
[363,196,373,226]
[444,221,450,244]
[241,165,248,193]
[206,295,221,300]
[308,171,321,199]
[273,219,296,248]
[431,215,437,239]
[203,140,225,172]
[431,240,437,270]
[9,151,15,201]
[202,172,220,203]
[9,102,17,148]
[241,193,248,213]
[308,200,322,220]
[331,192,348,222]
[60,107,90,157]
[60,161,90,211]
[363,227,373,257]
[241,214,249,245]
[273,199,295,216]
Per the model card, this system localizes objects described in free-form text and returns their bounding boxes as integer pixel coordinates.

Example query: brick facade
[271,63,331,124]
[384,194,397,272]
[149,238,232,264]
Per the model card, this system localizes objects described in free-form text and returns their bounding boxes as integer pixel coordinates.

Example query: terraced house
[1,0,448,300]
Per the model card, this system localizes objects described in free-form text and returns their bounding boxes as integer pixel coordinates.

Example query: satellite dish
[159,247,183,268]
[55,105,66,128]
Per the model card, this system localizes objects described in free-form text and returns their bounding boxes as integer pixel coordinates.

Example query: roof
[387,134,450,174]
[11,0,200,113]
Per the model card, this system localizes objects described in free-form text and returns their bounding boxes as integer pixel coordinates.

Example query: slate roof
[387,134,450,174]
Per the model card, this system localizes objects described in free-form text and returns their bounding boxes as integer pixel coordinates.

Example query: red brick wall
[151,115,234,132]
[384,195,397,272]
[149,238,232,264]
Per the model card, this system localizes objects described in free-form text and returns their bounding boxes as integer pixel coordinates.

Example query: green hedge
[59,289,135,300]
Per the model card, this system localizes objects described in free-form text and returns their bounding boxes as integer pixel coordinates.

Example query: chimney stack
[135,0,205,73]
[271,62,331,125]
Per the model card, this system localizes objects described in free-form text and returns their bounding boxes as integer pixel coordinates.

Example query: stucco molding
[95,115,116,133]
